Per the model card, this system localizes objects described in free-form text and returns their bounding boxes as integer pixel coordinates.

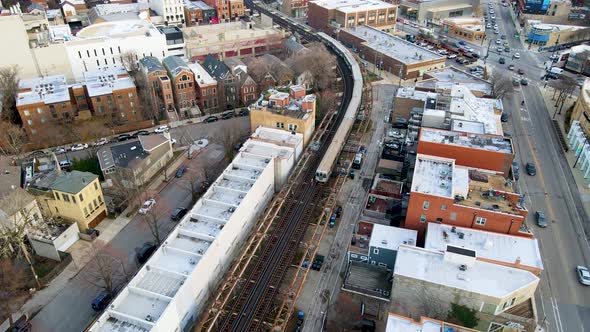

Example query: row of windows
[418,213,487,226]
[275,122,299,131]
[77,46,121,59]
[83,195,104,218]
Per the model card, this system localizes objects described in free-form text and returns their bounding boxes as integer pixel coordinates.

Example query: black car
[136,242,157,264]
[171,207,188,221]
[132,130,150,137]
[115,133,132,142]
[91,291,112,311]
[518,68,525,75]
[204,115,218,123]
[526,162,537,176]
[335,206,343,218]
[512,161,519,180]
[535,211,548,228]
[499,57,506,64]
[237,109,250,117]
[221,111,234,119]
[501,113,509,122]
[9,315,31,332]
[175,165,186,178]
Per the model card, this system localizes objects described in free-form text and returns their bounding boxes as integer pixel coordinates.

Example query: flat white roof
[528,19,589,32]
[311,0,395,11]
[394,245,539,299]
[84,68,135,97]
[344,26,444,64]
[369,224,417,251]
[386,314,443,332]
[76,19,159,39]
[251,127,303,148]
[419,67,492,95]
[420,127,513,154]
[449,85,502,135]
[396,86,437,101]
[425,223,543,270]
[411,154,455,198]
[188,62,217,86]
[16,75,70,106]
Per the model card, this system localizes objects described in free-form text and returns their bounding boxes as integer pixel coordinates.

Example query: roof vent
[459,264,467,271]
[458,232,465,239]
[451,226,456,233]
[381,239,387,245]
[228,207,235,212]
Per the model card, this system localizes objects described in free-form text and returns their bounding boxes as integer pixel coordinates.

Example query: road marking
[550,296,564,332]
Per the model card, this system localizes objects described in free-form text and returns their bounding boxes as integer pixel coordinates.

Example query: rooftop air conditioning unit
[228,207,235,212]
[451,226,456,233]
[458,232,465,239]
[459,264,467,271]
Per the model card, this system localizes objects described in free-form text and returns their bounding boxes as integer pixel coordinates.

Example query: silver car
[577,266,590,286]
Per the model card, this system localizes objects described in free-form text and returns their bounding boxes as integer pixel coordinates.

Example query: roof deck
[135,269,186,298]
[206,187,244,206]
[457,172,525,215]
[168,234,211,255]
[420,127,513,154]
[115,291,170,323]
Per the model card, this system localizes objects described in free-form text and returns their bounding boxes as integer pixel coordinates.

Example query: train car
[315,32,363,182]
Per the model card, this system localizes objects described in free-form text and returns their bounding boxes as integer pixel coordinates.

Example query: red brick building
[307,0,397,32]
[84,68,141,123]
[202,0,244,21]
[240,75,257,106]
[406,154,530,242]
[139,56,175,117]
[188,62,219,114]
[163,56,197,116]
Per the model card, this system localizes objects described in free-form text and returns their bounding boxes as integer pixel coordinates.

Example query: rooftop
[418,67,492,96]
[250,126,304,148]
[183,21,284,50]
[344,26,444,64]
[250,89,316,119]
[370,224,417,251]
[448,85,503,135]
[139,56,165,74]
[16,75,70,107]
[29,170,97,194]
[425,223,543,270]
[411,154,458,198]
[444,17,485,32]
[419,127,513,154]
[310,0,395,12]
[188,62,217,86]
[386,313,477,332]
[184,0,215,10]
[97,139,146,170]
[76,20,159,39]
[84,68,135,97]
[162,56,190,77]
[396,86,437,101]
[527,19,589,32]
[88,3,148,23]
[394,245,539,299]
[371,177,403,197]
[0,157,22,197]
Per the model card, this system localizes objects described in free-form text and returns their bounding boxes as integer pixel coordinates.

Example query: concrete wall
[31,43,74,81]
[29,222,79,261]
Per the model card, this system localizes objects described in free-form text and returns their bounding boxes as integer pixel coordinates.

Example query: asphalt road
[29,117,249,332]
[488,1,590,331]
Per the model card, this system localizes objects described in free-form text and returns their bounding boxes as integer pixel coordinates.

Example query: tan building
[443,17,485,42]
[28,170,107,231]
[308,0,397,32]
[571,78,590,138]
[249,86,316,145]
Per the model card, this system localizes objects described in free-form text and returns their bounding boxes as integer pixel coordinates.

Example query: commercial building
[406,154,530,240]
[565,44,590,75]
[339,25,446,79]
[148,0,185,25]
[184,0,217,26]
[89,128,301,332]
[418,127,515,177]
[425,223,544,275]
[307,0,397,32]
[393,86,437,119]
[416,66,493,97]
[83,68,141,123]
[188,62,219,114]
[525,19,590,49]
[386,313,477,332]
[249,86,317,145]
[182,21,286,61]
[348,221,417,270]
[392,245,539,316]
[202,54,240,110]
[97,134,173,188]
[399,0,480,25]
[442,17,485,42]
[27,170,107,231]
[139,56,176,116]
[282,0,309,18]
[87,3,151,24]
[162,56,198,116]
[202,0,244,21]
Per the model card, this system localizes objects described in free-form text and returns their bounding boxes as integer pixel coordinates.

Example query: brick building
[202,0,244,21]
[442,17,486,43]
[162,56,198,116]
[184,0,217,25]
[202,54,240,110]
[406,154,530,242]
[139,56,175,117]
[339,25,446,79]
[282,0,308,18]
[83,68,140,124]
[188,62,219,114]
[307,0,397,32]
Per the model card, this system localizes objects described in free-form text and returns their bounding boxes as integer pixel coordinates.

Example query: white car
[447,54,457,59]
[139,198,156,215]
[486,24,491,28]
[491,15,496,19]
[514,52,521,59]
[489,9,495,14]
[93,138,108,146]
[155,125,169,133]
[437,49,448,55]
[170,138,177,145]
[54,146,66,154]
[465,47,474,52]
[577,266,590,286]
[71,143,89,151]
[496,39,502,44]
[494,29,500,34]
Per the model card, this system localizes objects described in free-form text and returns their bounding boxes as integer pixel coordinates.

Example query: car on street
[494,29,499,34]
[458,41,466,46]
[136,242,157,264]
[138,198,156,214]
[493,24,499,29]
[71,143,88,151]
[535,211,548,228]
[526,162,537,176]
[489,9,494,13]
[170,138,177,145]
[491,15,496,19]
[132,130,150,137]
[171,207,188,221]
[499,57,506,64]
[497,46,504,52]
[237,109,250,116]
[154,125,169,133]
[512,77,520,86]
[91,291,112,311]
[496,39,502,44]
[447,54,457,59]
[221,111,234,119]
[520,78,528,85]
[505,46,511,52]
[486,24,491,28]
[93,138,108,146]
[508,64,515,70]
[59,160,72,169]
[115,133,132,142]
[437,49,448,55]
[576,266,590,286]
[175,165,186,178]
[518,68,525,75]
[512,161,519,180]
[501,113,509,122]
[501,34,507,39]
[550,54,559,60]
[204,115,218,123]
[513,52,521,59]
[53,146,66,154]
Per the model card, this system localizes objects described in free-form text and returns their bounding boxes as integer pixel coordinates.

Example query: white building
[385,313,477,332]
[148,0,185,26]
[89,129,302,332]
[66,20,168,80]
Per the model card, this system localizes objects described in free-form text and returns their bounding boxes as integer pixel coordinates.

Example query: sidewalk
[0,145,191,331]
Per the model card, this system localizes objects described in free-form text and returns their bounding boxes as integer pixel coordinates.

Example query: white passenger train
[315,32,364,182]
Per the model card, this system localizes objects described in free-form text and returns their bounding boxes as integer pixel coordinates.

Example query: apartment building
[139,56,176,116]
[282,0,308,18]
[406,154,530,241]
[399,0,480,25]
[28,170,107,231]
[308,0,397,32]
[386,313,477,332]
[442,17,485,43]
[225,58,258,106]
[202,54,240,110]
[188,62,219,114]
[416,66,493,97]
[249,86,316,145]
[184,0,217,26]
[338,25,446,79]
[149,0,185,25]
[418,127,515,177]
[162,56,198,115]
[202,0,244,21]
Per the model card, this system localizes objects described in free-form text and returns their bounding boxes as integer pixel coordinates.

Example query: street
[29,117,249,332]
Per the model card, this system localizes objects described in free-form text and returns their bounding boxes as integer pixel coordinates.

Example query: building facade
[84,68,141,124]
[308,0,397,32]
[189,62,219,114]
[149,0,185,25]
[163,56,198,115]
[139,56,176,117]
[184,0,217,25]
[525,19,590,49]
[442,17,485,42]
[202,54,240,110]
[399,0,480,25]
[202,0,244,21]
[282,0,308,18]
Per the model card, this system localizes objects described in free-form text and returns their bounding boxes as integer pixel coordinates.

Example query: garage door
[57,231,79,252]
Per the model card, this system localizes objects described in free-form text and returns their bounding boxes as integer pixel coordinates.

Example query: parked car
[170,138,177,145]
[221,111,234,120]
[91,291,112,311]
[132,130,150,137]
[513,52,521,59]
[59,160,72,168]
[520,78,529,85]
[505,46,511,52]
[518,68,525,75]
[139,198,156,214]
[237,109,250,116]
[496,39,502,44]
[136,242,157,264]
[576,266,590,286]
[175,165,186,178]
[204,115,218,123]
[508,64,515,70]
[458,41,466,46]
[499,57,506,64]
[154,125,169,133]
[526,162,537,176]
[497,46,504,52]
[534,211,548,228]
[71,143,88,151]
[501,34,507,40]
[53,146,66,154]
[512,161,519,180]
[93,138,108,146]
[171,207,188,221]
[115,133,132,142]
[501,113,509,122]
[335,206,343,217]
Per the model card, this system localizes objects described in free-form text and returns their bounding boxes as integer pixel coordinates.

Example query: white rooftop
[528,19,589,32]
[84,68,135,97]
[386,314,445,332]
[411,154,454,198]
[419,67,492,95]
[345,26,444,64]
[188,62,217,86]
[76,19,159,39]
[420,127,513,154]
[396,86,437,101]
[394,245,539,299]
[449,85,502,135]
[425,223,543,270]
[450,119,485,134]
[16,75,70,107]
[311,0,395,12]
[250,127,304,148]
[369,224,417,251]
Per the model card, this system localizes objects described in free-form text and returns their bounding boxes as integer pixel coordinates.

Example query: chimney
[515,257,521,265]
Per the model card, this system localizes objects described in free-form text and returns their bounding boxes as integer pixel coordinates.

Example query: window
[37,108,43,114]
[55,207,59,213]
[31,129,37,135]
[441,204,447,210]
[422,201,429,210]
[84,207,89,217]
[450,212,457,220]
[41,118,47,123]
[276,122,284,129]
[79,193,84,202]
[475,217,486,225]
[373,248,379,255]
[378,262,387,267]
[420,214,427,223]
[98,195,103,204]
[27,119,33,125]
[24,110,30,116]
[55,192,60,200]
[93,199,98,209]
[288,124,298,131]
[88,203,93,212]
[62,194,70,202]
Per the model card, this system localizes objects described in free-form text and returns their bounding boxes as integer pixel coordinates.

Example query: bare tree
[120,50,140,74]
[576,49,590,75]
[221,123,242,162]
[141,210,164,246]
[0,66,20,125]
[550,75,577,117]
[318,90,337,120]
[0,259,28,326]
[489,72,514,99]
[287,42,337,91]
[270,61,294,86]
[133,71,160,122]
[82,240,130,296]
[244,56,269,83]
[0,122,27,158]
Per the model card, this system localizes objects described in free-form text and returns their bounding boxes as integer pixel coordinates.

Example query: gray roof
[31,170,98,194]
[162,56,190,77]
[284,38,306,54]
[97,139,147,171]
[138,134,168,151]
[203,54,231,80]
[0,157,22,198]
[139,56,165,74]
